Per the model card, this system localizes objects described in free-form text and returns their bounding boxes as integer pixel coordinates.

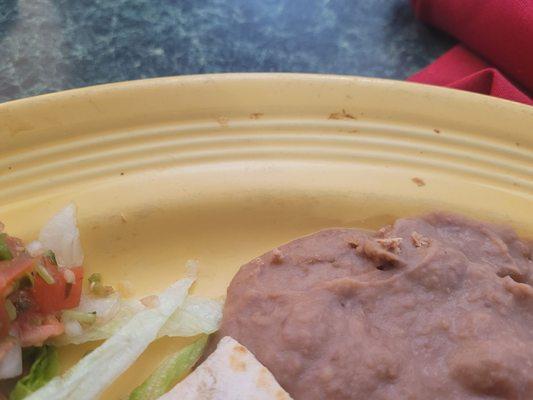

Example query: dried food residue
[412,177,426,187]
[328,109,356,120]
[217,117,229,127]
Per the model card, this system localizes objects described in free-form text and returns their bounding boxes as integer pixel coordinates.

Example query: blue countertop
[0,0,454,103]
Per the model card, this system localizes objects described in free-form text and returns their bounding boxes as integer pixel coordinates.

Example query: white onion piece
[0,340,22,379]
[39,203,84,268]
[64,320,83,337]
[27,241,45,257]
[62,268,75,284]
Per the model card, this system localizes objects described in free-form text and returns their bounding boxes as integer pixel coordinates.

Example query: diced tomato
[0,255,35,296]
[0,232,84,345]
[31,259,83,314]
[0,234,34,340]
[0,300,9,339]
[13,312,64,347]
[8,289,38,316]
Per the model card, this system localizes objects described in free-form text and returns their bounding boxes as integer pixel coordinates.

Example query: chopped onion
[26,240,45,257]
[62,268,75,284]
[64,320,83,337]
[0,339,22,379]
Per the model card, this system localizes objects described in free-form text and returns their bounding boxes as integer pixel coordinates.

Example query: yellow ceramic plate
[0,74,532,398]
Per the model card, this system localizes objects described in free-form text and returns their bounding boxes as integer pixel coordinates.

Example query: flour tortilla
[158,336,293,400]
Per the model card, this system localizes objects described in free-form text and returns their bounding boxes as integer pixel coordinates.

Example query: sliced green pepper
[88,273,114,297]
[35,263,55,285]
[44,250,57,266]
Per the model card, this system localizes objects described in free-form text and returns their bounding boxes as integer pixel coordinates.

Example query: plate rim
[1,73,532,113]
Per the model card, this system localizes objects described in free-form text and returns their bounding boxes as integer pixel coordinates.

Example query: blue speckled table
[0,0,454,103]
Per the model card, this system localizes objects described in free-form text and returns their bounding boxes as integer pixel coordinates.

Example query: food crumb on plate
[216,117,229,127]
[411,177,426,187]
[328,109,356,120]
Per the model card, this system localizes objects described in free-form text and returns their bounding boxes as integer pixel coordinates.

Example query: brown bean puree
[217,213,533,399]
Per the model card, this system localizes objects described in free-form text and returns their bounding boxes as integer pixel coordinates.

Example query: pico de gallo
[0,230,84,349]
[0,204,223,400]
[0,203,88,396]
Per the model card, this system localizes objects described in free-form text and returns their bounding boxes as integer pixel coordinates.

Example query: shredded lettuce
[9,347,58,400]
[52,295,223,346]
[129,335,208,400]
[159,296,223,338]
[25,274,195,400]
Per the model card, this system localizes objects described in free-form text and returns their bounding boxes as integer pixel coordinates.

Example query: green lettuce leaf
[129,335,208,400]
[9,346,58,400]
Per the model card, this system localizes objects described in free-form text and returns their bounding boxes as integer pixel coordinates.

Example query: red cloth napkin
[409,0,533,106]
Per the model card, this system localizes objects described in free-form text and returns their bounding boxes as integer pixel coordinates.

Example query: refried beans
[217,213,533,399]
